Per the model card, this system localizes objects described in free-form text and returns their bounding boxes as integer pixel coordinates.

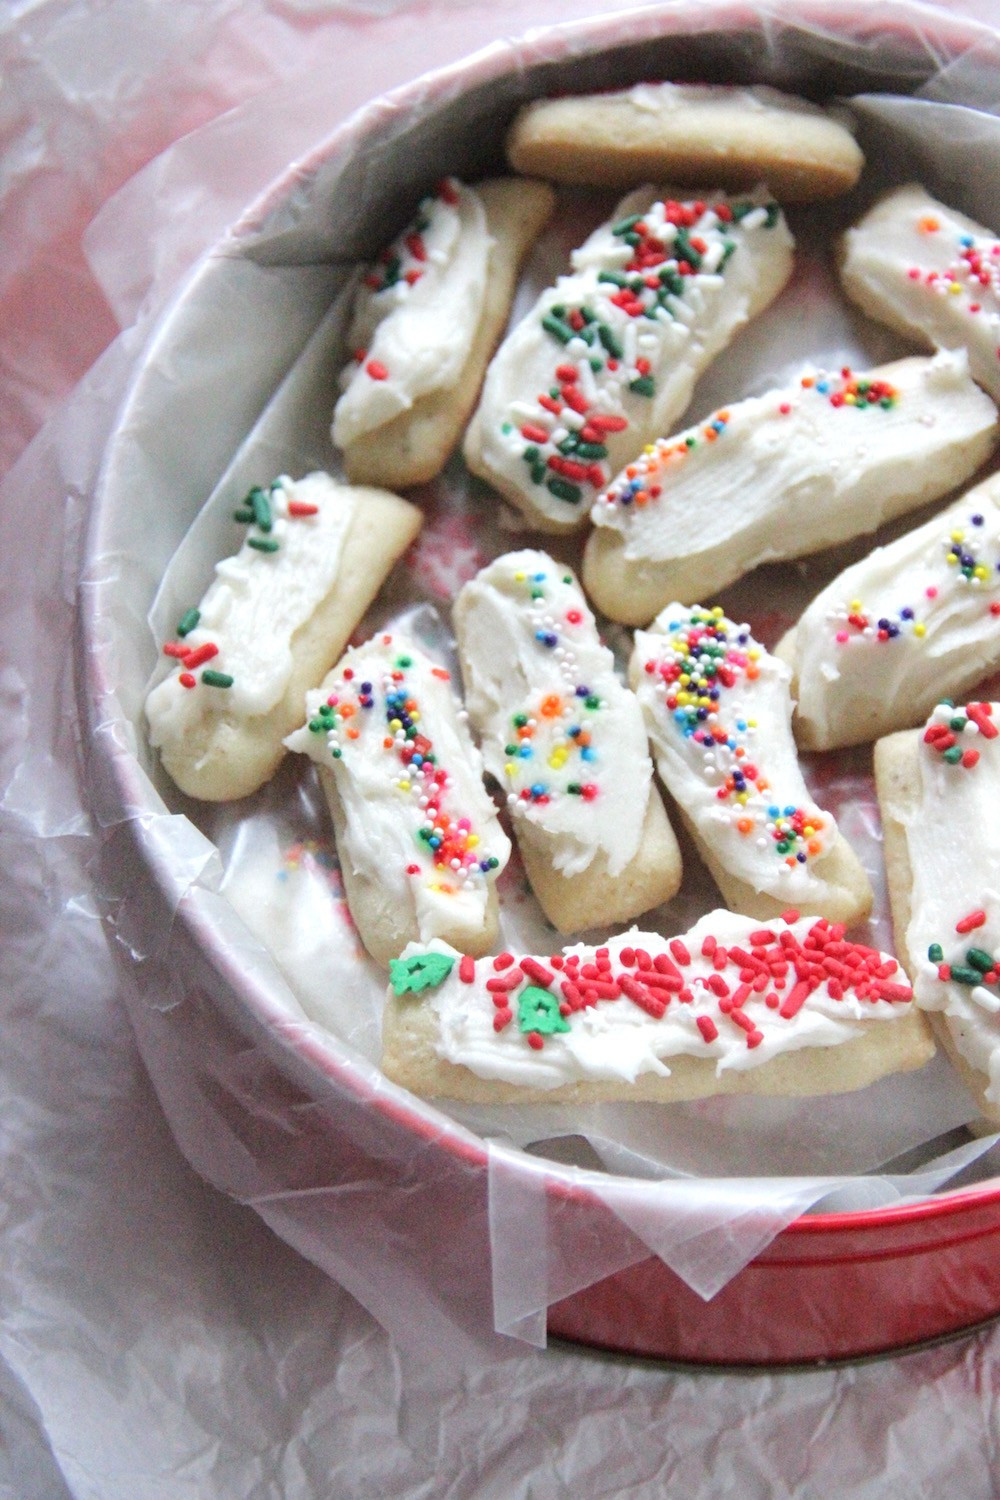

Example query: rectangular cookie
[463,186,793,532]
[332,176,554,488]
[584,350,997,625]
[381,910,934,1104]
[285,633,510,967]
[146,472,421,801]
[876,699,1000,1123]
[453,549,681,932]
[629,605,872,926]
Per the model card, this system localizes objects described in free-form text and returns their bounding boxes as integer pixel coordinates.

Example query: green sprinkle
[233,508,255,523]
[574,442,608,460]
[585,695,601,710]
[396,655,413,668]
[589,357,604,373]
[967,949,996,973]
[201,670,234,689]
[943,746,963,764]
[598,324,623,359]
[513,713,529,727]
[598,270,629,287]
[765,204,780,228]
[248,537,280,553]
[176,608,200,638]
[331,747,342,759]
[685,437,697,449]
[950,965,984,986]
[546,477,582,504]
[623,232,640,248]
[308,719,325,734]
[928,943,944,963]
[542,314,574,344]
[389,951,455,997]
[517,985,570,1036]
[629,376,655,397]
[731,202,754,221]
[522,445,539,464]
[501,421,513,434]
[249,486,272,532]
[531,462,547,485]
[612,213,643,236]
[950,717,968,732]
[567,783,581,795]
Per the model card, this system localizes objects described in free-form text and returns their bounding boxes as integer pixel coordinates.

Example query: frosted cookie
[380,910,933,1103]
[463,187,793,533]
[332,176,554,488]
[506,83,864,201]
[453,550,681,932]
[876,700,1000,1123]
[146,473,421,802]
[583,351,998,624]
[777,473,1000,751]
[284,634,510,966]
[629,606,872,926]
[841,184,1000,403]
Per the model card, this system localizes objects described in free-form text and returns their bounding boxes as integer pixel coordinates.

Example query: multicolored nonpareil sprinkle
[392,911,913,1054]
[830,508,1000,649]
[910,212,1000,341]
[506,195,782,510]
[641,607,826,868]
[307,640,503,892]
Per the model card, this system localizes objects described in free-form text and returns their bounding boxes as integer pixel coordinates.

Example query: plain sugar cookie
[506,83,864,201]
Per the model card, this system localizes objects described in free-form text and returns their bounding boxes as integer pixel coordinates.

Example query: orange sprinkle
[431,667,451,681]
[517,725,534,740]
[540,694,563,718]
[737,818,753,835]
[705,427,718,442]
[807,839,822,855]
[801,376,814,388]
[785,856,797,868]
[341,703,356,719]
[918,214,940,233]
[383,737,394,749]
[747,666,760,681]
[347,727,360,740]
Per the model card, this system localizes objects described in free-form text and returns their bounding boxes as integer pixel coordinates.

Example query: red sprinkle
[527,1033,544,1050]
[521,957,555,988]
[366,360,389,381]
[459,955,476,984]
[493,952,515,971]
[669,939,691,965]
[287,500,319,517]
[956,910,987,934]
[696,1016,719,1043]
[179,672,196,689]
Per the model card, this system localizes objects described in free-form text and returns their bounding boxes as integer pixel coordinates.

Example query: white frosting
[899,701,1000,1103]
[146,473,355,744]
[841,183,1000,402]
[622,81,840,122]
[590,351,998,582]
[470,187,793,526]
[332,178,492,448]
[454,550,651,878]
[632,606,838,905]
[793,476,1000,748]
[389,910,915,1089]
[284,635,509,945]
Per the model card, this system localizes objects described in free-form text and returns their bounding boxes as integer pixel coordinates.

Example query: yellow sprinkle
[548,750,568,769]
[951,530,965,543]
[515,571,526,582]
[914,623,926,637]
[844,392,857,405]
[644,443,655,454]
[747,719,757,729]
[397,780,411,792]
[803,825,815,838]
[975,565,989,580]
[505,763,515,777]
[410,712,420,723]
[946,553,959,565]
[467,834,479,848]
[736,791,749,805]
[389,718,402,731]
[949,282,962,295]
[711,606,724,618]
[748,648,760,661]
[850,599,862,613]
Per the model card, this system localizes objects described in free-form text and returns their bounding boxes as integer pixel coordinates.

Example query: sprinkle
[176,608,200,637]
[956,909,987,934]
[201,670,234,688]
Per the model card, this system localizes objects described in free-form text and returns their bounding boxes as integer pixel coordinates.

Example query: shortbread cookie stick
[332,176,554,488]
[777,473,1000,751]
[463,187,793,533]
[285,634,510,966]
[629,606,872,926]
[146,473,421,802]
[584,350,997,624]
[841,184,1000,403]
[506,83,864,201]
[380,910,933,1104]
[876,700,1000,1123]
[453,550,681,932]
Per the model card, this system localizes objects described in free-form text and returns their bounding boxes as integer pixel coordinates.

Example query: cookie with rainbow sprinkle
[841,184,1000,404]
[629,606,872,926]
[777,471,1000,750]
[379,910,932,1104]
[453,549,681,933]
[285,633,510,966]
[876,699,1000,1124]
[584,349,997,625]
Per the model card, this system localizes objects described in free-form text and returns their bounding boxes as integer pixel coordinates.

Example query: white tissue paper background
[8,1,1000,1495]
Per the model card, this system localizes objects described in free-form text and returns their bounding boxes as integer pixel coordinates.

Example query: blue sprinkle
[429,837,441,849]
[784,805,797,817]
[531,783,547,797]
[533,572,546,581]
[961,234,974,247]
[580,747,595,761]
[736,719,747,731]
[768,805,780,818]
[519,746,533,758]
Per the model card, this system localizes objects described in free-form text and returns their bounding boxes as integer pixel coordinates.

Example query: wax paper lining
[9,0,1000,1368]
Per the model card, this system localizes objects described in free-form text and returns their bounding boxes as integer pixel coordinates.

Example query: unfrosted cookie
[840,184,1000,403]
[453,550,681,932]
[876,700,1000,1124]
[285,633,510,966]
[506,83,864,201]
[146,473,421,802]
[629,605,872,926]
[777,472,1000,751]
[380,910,933,1104]
[332,176,554,488]
[463,186,793,532]
[583,350,998,625]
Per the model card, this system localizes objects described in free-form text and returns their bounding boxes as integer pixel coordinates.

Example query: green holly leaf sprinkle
[389,951,455,996]
[517,985,570,1036]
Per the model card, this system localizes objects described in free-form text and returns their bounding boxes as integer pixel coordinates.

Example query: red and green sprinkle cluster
[161,480,318,693]
[927,907,1000,993]
[308,640,502,892]
[390,912,913,1053]
[642,608,826,869]
[506,195,781,509]
[923,699,997,769]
